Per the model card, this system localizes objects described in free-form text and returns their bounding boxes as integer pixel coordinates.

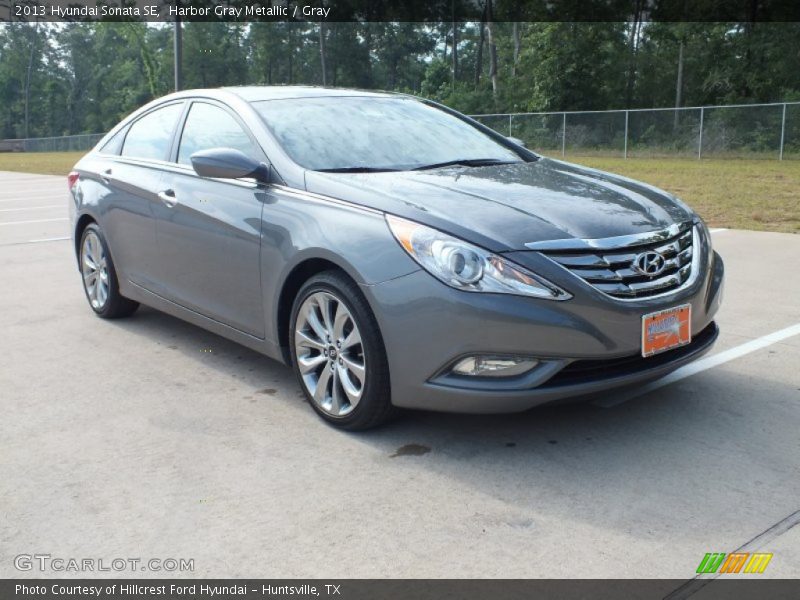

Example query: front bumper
[361,249,724,413]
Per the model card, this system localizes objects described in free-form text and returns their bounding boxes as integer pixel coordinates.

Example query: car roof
[223,85,402,102]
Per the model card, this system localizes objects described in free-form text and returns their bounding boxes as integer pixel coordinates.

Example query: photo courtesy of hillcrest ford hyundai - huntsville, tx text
[67,86,724,430]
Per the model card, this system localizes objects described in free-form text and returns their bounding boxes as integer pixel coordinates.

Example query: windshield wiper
[316,166,400,173]
[412,158,520,171]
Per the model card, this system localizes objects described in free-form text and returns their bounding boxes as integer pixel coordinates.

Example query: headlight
[386,215,571,300]
[696,217,713,253]
[692,215,713,264]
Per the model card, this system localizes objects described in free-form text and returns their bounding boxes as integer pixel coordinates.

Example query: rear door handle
[157,189,177,208]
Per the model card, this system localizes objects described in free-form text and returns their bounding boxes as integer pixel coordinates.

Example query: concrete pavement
[1,172,798,582]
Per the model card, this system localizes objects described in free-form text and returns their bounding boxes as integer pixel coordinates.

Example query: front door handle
[102,168,112,184]
[157,189,177,208]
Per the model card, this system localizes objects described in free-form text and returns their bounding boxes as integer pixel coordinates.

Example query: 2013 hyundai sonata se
[69,86,724,430]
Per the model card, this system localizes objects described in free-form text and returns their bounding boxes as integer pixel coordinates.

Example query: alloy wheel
[294,291,366,417]
[81,231,109,310]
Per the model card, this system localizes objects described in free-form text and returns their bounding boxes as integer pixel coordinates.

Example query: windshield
[252,96,523,171]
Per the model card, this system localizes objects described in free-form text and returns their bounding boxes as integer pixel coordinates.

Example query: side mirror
[190,147,270,182]
[506,136,527,149]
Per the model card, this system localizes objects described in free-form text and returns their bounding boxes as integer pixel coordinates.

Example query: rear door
[152,100,267,338]
[99,102,184,292]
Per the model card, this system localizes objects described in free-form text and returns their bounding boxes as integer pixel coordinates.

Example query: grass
[0,151,797,233]
[0,151,84,177]
[553,155,800,233]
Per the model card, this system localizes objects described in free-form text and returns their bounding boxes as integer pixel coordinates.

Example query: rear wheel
[289,270,397,430]
[79,223,139,319]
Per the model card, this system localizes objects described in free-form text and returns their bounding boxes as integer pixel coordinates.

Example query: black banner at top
[2,0,800,23]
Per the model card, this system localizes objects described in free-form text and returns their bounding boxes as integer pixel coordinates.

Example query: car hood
[303,157,695,252]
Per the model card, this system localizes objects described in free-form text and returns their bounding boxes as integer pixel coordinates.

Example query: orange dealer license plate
[641,304,692,357]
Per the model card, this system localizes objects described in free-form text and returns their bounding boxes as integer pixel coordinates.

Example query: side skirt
[120,280,286,364]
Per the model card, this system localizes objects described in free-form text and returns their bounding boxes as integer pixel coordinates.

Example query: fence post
[697,107,704,159]
[508,114,513,137]
[779,103,787,161]
[623,110,629,159]
[561,112,566,157]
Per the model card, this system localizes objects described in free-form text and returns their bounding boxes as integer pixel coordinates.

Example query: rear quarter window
[99,128,126,155]
[121,103,183,161]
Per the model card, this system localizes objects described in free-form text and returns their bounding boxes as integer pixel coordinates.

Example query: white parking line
[0,205,63,212]
[709,228,728,233]
[0,194,60,200]
[0,180,61,185]
[0,183,62,187]
[0,187,63,195]
[27,236,71,243]
[0,217,68,226]
[0,196,62,204]
[0,177,63,182]
[0,191,61,196]
[0,182,61,187]
[0,235,71,247]
[596,322,800,408]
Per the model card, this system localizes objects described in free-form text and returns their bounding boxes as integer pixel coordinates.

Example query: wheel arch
[73,213,97,261]
[275,256,355,364]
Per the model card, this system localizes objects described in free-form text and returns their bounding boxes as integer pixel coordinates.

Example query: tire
[79,223,139,319]
[289,270,398,430]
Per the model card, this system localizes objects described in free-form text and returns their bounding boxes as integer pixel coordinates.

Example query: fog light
[451,356,539,378]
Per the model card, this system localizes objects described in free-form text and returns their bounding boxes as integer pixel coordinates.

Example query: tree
[182,22,248,89]
[485,0,499,98]
[2,21,800,140]
[318,23,327,86]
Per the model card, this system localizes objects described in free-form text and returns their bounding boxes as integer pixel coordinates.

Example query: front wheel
[79,223,139,319]
[289,270,397,430]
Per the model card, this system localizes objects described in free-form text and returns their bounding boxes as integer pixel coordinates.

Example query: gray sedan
[69,86,724,430]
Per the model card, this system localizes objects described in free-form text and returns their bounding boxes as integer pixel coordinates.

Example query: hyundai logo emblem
[632,251,666,277]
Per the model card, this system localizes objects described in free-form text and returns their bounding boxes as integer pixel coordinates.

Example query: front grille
[536,222,696,299]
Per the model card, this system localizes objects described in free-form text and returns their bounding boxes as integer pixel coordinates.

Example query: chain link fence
[3,102,799,159]
[472,101,800,160]
[0,133,104,153]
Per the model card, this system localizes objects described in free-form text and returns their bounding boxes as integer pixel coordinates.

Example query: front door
[153,101,267,338]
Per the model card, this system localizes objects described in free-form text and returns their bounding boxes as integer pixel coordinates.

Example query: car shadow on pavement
[108,305,798,545]
[107,305,303,400]
[352,368,799,542]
